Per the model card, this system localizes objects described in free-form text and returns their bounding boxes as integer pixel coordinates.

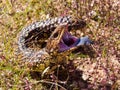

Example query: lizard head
[46,24,92,52]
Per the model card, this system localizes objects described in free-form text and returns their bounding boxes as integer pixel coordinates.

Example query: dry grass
[0,0,120,89]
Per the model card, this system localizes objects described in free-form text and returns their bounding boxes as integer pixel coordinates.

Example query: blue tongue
[76,36,92,46]
[58,36,92,52]
[58,27,92,52]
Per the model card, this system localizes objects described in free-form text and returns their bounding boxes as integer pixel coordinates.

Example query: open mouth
[58,30,92,52]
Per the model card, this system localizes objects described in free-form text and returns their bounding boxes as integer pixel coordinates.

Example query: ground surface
[0,0,120,89]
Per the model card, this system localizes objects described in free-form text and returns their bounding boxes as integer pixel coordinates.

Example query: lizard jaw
[46,24,92,52]
[58,30,92,52]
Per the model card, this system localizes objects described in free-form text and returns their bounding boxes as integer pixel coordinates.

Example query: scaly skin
[18,16,87,63]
